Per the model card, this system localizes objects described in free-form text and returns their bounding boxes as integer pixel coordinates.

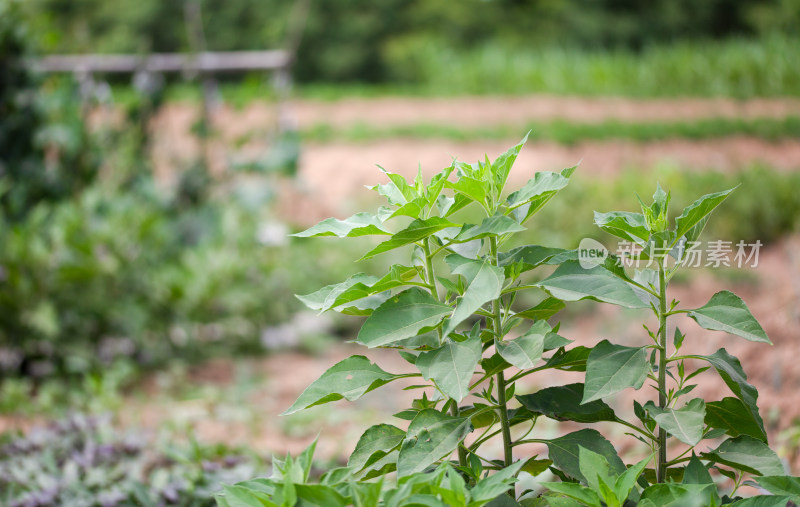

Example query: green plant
[216,138,798,505]
[0,413,259,506]
[528,184,797,505]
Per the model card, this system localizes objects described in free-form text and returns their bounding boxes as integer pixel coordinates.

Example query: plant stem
[424,238,468,469]
[656,259,668,483]
[490,236,514,467]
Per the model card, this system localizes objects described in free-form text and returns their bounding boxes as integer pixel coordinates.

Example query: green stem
[424,237,467,469]
[656,259,669,483]
[490,236,514,468]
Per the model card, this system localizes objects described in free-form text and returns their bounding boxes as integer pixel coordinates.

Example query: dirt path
[280,137,800,223]
[291,95,800,128]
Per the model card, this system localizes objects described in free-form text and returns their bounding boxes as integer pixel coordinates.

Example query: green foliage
[0,179,307,377]
[0,413,259,506]
[218,138,797,504]
[302,116,800,144]
[0,0,98,219]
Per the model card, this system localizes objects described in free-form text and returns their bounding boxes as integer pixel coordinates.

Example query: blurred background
[1,0,799,503]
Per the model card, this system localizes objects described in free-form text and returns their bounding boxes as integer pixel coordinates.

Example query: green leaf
[688,291,770,344]
[360,217,458,260]
[593,211,650,245]
[506,170,573,223]
[397,409,472,476]
[546,429,625,483]
[495,326,545,370]
[614,454,651,503]
[705,397,768,442]
[292,212,391,238]
[702,435,785,476]
[639,483,716,507]
[539,482,601,507]
[454,215,526,243]
[517,384,616,423]
[220,485,278,507]
[644,398,706,446]
[447,176,487,208]
[544,346,592,371]
[578,447,616,495]
[728,496,791,507]
[492,134,529,197]
[515,297,566,321]
[416,334,482,402]
[582,340,649,403]
[468,461,525,505]
[683,454,714,485]
[370,167,418,205]
[521,457,554,477]
[498,245,568,277]
[692,349,766,438]
[675,187,735,241]
[536,261,649,309]
[357,288,452,348]
[385,197,428,220]
[348,424,406,472]
[297,265,420,314]
[444,260,504,337]
[295,484,348,507]
[756,475,800,500]
[282,356,406,415]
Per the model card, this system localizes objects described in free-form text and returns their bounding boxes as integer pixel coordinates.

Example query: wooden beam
[32,50,291,74]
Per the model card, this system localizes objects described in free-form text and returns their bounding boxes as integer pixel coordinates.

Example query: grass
[301,116,800,144]
[526,163,800,249]
[104,35,800,104]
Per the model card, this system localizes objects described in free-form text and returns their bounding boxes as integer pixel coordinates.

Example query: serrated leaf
[593,211,650,245]
[705,397,768,441]
[582,340,649,403]
[536,261,648,309]
[282,356,406,415]
[702,435,785,476]
[690,349,766,439]
[644,398,706,446]
[397,409,472,476]
[546,429,625,483]
[292,212,391,238]
[416,334,482,402]
[688,291,770,344]
[517,384,616,423]
[444,260,504,337]
[348,424,406,472]
[675,187,735,241]
[492,134,529,197]
[357,287,451,348]
[360,217,459,260]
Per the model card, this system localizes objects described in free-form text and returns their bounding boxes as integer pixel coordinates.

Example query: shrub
[216,137,798,505]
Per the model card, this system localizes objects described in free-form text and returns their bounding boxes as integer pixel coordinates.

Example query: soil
[10,94,800,473]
